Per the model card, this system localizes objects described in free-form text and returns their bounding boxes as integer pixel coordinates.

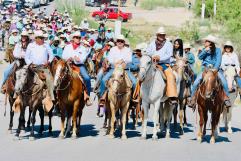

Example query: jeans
[95,68,104,88]
[191,71,229,97]
[99,69,137,97]
[235,76,241,88]
[1,62,14,87]
[79,65,91,95]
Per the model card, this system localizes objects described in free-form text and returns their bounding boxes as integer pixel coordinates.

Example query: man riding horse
[188,35,232,108]
[146,27,178,105]
[99,34,137,104]
[24,30,55,111]
[62,31,92,106]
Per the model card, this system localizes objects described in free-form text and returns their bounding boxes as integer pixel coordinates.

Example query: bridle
[55,64,72,91]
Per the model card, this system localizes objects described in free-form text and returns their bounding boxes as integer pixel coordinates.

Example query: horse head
[110,64,126,93]
[15,65,31,93]
[223,64,237,92]
[202,67,218,99]
[138,54,152,81]
[173,56,188,79]
[53,59,70,90]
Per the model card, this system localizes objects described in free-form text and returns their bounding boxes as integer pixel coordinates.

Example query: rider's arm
[213,48,221,70]
[159,41,173,63]
[126,55,139,71]
[188,52,195,64]
[234,53,240,74]
[198,49,210,60]
[25,45,32,65]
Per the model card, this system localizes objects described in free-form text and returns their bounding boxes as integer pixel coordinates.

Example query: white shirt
[80,21,89,30]
[13,43,26,59]
[107,46,132,67]
[221,52,240,73]
[146,40,173,64]
[62,43,89,65]
[25,42,54,65]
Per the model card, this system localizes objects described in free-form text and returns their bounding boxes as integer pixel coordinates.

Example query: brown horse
[106,64,132,139]
[196,68,224,144]
[52,59,85,139]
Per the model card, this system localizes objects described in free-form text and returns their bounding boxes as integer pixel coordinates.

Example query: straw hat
[34,30,44,38]
[224,41,233,48]
[116,34,125,41]
[21,31,29,37]
[72,31,81,38]
[53,36,60,41]
[107,41,115,47]
[135,43,148,51]
[11,29,18,34]
[183,43,191,49]
[156,27,166,35]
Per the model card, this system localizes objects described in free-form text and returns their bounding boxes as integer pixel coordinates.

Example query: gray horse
[139,54,175,140]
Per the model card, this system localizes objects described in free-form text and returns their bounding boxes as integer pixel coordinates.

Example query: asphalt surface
[1,2,241,161]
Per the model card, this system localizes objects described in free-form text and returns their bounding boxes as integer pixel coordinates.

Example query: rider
[25,30,55,111]
[1,31,30,93]
[184,43,196,81]
[146,27,178,104]
[221,41,241,89]
[99,34,137,103]
[62,31,92,106]
[51,36,63,59]
[188,35,232,108]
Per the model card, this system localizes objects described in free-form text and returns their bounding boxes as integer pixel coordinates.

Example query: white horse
[218,65,238,134]
[139,54,175,140]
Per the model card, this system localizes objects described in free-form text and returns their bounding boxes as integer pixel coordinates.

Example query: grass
[140,0,185,10]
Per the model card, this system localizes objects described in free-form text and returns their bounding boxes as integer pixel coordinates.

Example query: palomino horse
[106,64,132,139]
[15,65,53,140]
[196,68,224,144]
[52,59,85,139]
[218,65,238,134]
[172,56,191,135]
[138,54,172,140]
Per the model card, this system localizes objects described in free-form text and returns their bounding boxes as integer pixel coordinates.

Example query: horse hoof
[197,136,202,143]
[121,135,127,140]
[179,129,184,135]
[8,129,13,134]
[228,129,233,134]
[49,132,53,137]
[58,133,65,139]
[165,134,170,139]
[210,138,215,144]
[29,136,35,141]
[108,134,114,139]
[71,135,77,139]
[152,136,158,141]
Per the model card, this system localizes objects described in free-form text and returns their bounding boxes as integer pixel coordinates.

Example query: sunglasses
[117,39,125,43]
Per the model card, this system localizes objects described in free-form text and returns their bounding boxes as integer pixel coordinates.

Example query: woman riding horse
[188,35,232,108]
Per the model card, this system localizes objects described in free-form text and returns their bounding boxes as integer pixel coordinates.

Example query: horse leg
[197,105,204,143]
[152,100,160,140]
[173,104,178,131]
[29,108,37,140]
[183,99,188,126]
[109,102,116,139]
[38,106,44,136]
[165,103,175,138]
[121,104,129,140]
[8,106,14,133]
[179,100,184,135]
[135,101,141,127]
[77,108,83,135]
[141,102,149,139]
[210,112,217,144]
[48,108,53,136]
[72,101,79,139]
[203,109,208,138]
[131,108,136,130]
[59,110,65,139]
[17,106,26,139]
[27,108,32,129]
[226,107,233,134]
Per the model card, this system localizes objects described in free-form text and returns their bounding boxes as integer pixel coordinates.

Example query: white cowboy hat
[73,25,78,29]
[53,36,60,41]
[203,35,217,44]
[156,27,166,35]
[34,30,44,38]
[72,31,81,38]
[107,28,112,31]
[224,41,233,48]
[107,41,115,47]
[116,34,125,41]
[11,29,18,34]
[43,33,48,38]
[83,18,87,21]
[183,43,191,49]
[135,43,148,51]
[82,40,90,46]
[21,31,29,37]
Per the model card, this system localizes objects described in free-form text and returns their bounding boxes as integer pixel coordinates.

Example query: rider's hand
[152,55,160,63]
[74,56,80,62]
[205,46,210,51]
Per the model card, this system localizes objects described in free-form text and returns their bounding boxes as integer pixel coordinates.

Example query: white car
[40,0,49,5]
[25,0,49,8]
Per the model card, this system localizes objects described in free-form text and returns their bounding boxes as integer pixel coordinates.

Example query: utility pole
[201,0,205,19]
[214,0,217,16]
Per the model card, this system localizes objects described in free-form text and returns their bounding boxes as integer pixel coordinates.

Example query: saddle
[156,64,167,81]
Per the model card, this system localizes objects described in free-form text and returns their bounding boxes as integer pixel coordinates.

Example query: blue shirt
[126,54,140,72]
[51,45,63,58]
[186,51,195,64]
[198,48,221,70]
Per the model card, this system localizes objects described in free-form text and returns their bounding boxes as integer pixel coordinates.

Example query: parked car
[2,0,25,10]
[91,7,132,22]
[85,0,126,7]
[24,0,40,8]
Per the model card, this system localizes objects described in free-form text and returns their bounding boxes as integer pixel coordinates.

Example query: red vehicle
[91,7,132,22]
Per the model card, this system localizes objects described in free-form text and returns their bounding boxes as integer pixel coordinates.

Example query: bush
[141,0,184,10]
[178,22,200,42]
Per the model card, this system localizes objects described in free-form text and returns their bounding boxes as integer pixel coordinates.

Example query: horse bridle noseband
[55,65,72,91]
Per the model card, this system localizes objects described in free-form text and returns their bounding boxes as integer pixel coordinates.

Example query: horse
[172,56,191,135]
[52,59,85,139]
[4,59,26,133]
[196,67,225,144]
[106,64,132,139]
[218,65,238,134]
[138,54,172,140]
[15,64,53,140]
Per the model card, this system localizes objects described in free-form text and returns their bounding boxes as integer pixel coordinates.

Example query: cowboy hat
[116,34,125,41]
[72,31,81,38]
[135,43,148,51]
[107,41,115,47]
[156,27,166,35]
[82,40,90,46]
[224,40,233,48]
[183,43,191,49]
[53,36,60,41]
[11,29,18,34]
[34,30,44,38]
[21,31,29,37]
[203,35,217,44]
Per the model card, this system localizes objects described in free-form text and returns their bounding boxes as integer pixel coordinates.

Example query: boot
[84,90,92,106]
[99,91,107,107]
[222,90,231,108]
